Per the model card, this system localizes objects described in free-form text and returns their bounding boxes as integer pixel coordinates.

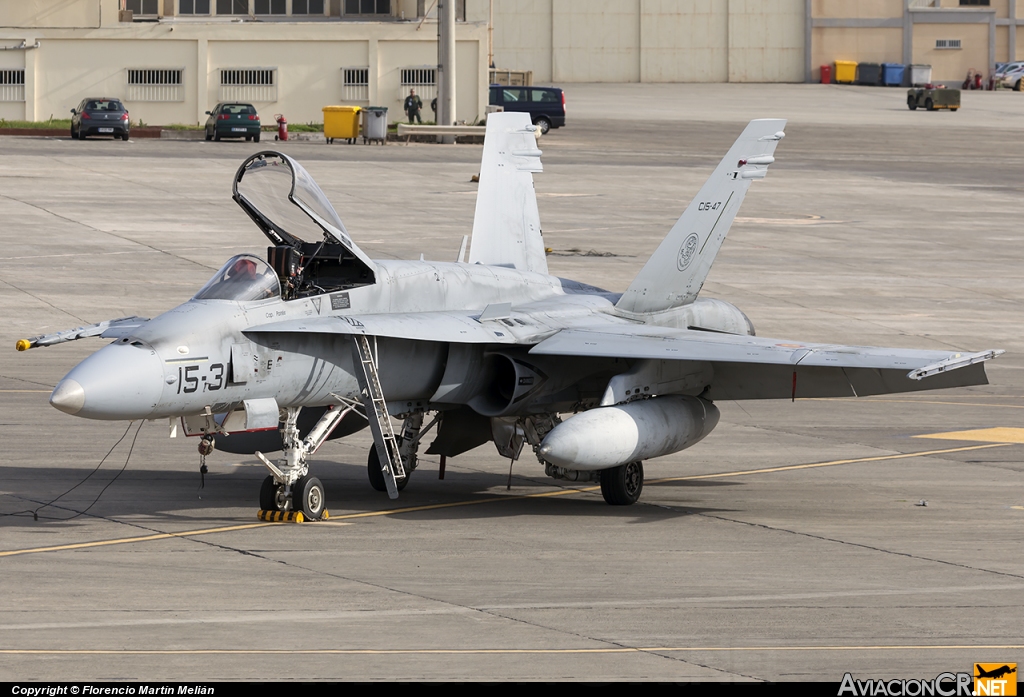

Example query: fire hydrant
[275,114,288,141]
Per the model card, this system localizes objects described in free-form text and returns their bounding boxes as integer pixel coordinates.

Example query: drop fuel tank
[537,395,719,470]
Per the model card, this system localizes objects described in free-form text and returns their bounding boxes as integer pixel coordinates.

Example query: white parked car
[995,61,1024,89]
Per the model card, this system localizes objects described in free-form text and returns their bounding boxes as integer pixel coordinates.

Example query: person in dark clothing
[404,89,423,124]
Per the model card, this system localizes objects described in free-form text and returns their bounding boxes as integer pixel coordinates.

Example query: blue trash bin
[883,63,905,86]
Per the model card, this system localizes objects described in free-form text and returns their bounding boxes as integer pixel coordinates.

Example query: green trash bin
[323,105,360,144]
[361,106,388,145]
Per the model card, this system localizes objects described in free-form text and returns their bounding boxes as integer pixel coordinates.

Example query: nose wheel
[256,404,355,521]
[259,475,279,511]
[293,475,325,520]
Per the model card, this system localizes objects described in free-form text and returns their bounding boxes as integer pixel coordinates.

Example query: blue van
[489,85,566,134]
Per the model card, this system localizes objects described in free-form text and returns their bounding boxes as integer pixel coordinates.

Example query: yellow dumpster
[323,105,361,144]
[834,60,858,84]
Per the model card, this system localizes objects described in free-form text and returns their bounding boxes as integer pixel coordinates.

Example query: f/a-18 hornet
[19,113,1002,519]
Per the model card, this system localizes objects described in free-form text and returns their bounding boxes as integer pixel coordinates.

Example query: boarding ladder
[352,335,405,499]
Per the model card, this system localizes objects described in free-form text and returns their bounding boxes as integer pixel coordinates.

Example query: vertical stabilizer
[467,112,548,274]
[616,118,786,314]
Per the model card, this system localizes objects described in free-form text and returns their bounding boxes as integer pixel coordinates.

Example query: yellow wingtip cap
[15,339,31,351]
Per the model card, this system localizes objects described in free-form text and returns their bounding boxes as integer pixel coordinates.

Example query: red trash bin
[820,64,832,84]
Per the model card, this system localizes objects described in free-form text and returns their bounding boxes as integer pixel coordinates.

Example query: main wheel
[259,475,278,510]
[367,446,409,493]
[533,116,551,135]
[294,475,326,520]
[600,461,644,506]
[907,97,917,111]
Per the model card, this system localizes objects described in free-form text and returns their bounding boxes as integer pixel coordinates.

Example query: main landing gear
[600,461,644,505]
[255,403,357,520]
[544,459,646,506]
[353,334,446,500]
[366,411,438,494]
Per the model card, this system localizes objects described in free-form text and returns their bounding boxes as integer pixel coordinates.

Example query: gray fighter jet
[19,114,1002,518]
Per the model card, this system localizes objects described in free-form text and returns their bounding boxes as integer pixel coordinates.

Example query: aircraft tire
[294,475,326,520]
[600,461,643,506]
[367,447,408,493]
[259,475,278,510]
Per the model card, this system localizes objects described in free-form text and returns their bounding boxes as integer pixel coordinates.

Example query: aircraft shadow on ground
[0,458,734,528]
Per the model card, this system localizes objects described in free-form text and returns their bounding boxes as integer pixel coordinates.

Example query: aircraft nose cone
[54,343,164,420]
[50,379,85,415]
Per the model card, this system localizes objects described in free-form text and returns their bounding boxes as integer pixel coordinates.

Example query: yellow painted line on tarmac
[809,397,1024,410]
[1,443,1011,558]
[1,644,1022,656]
[913,427,1024,444]
[645,443,1012,485]
[0,522,276,558]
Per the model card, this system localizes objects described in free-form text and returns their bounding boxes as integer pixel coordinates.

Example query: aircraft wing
[245,312,521,345]
[530,327,1003,399]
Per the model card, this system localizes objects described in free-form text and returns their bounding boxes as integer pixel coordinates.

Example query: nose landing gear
[255,403,356,521]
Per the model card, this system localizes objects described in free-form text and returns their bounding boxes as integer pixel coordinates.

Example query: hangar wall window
[0,69,25,102]
[293,0,326,14]
[400,67,435,102]
[125,0,159,15]
[179,0,211,13]
[959,1,989,5]
[254,0,286,14]
[217,0,249,15]
[935,39,962,49]
[127,69,185,102]
[344,0,390,15]
[221,68,278,102]
[342,67,369,101]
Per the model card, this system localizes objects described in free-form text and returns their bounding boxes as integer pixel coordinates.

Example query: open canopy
[232,151,375,272]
